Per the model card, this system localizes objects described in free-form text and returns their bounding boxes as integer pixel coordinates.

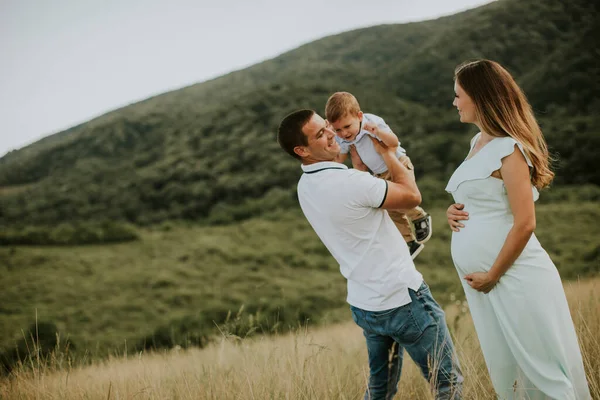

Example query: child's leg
[398,155,429,220]
[376,169,416,243]
[387,209,417,243]
[407,206,432,244]
[398,155,414,170]
[397,156,432,245]
[406,206,428,221]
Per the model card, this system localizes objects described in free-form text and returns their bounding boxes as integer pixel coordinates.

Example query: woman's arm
[465,145,536,293]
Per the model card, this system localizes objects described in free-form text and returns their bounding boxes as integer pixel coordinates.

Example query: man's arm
[367,136,421,210]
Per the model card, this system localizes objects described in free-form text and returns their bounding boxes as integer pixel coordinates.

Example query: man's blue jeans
[350,282,463,400]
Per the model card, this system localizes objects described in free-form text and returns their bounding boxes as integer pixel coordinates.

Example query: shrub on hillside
[537,184,600,204]
[136,318,212,352]
[135,298,343,353]
[0,321,75,375]
[0,221,139,245]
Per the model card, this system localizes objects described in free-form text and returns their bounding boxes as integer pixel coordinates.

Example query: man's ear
[357,111,364,121]
[294,146,309,158]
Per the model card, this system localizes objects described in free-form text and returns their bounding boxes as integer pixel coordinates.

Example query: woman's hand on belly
[447,203,469,232]
[464,271,500,293]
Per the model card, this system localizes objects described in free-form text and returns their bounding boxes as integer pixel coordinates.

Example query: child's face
[330,111,363,142]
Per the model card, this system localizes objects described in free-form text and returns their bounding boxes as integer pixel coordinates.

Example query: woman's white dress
[445,133,590,399]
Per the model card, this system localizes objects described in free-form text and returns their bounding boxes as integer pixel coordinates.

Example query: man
[277,110,463,400]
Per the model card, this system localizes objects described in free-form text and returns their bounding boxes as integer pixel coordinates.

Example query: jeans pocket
[415,283,445,319]
[391,295,435,344]
[370,306,401,318]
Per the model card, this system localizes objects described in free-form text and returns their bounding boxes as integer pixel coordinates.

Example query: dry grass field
[2,278,598,399]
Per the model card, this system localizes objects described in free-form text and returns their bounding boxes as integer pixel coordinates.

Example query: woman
[445,59,590,399]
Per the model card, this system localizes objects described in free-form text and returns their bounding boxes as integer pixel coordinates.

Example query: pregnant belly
[450,222,511,275]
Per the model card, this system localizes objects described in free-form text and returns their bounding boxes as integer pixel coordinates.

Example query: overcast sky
[0,0,493,156]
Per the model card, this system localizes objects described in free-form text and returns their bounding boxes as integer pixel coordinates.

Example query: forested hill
[1,0,598,226]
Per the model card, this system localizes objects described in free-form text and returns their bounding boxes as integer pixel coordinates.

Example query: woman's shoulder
[445,134,532,194]
[469,132,481,148]
[490,136,533,168]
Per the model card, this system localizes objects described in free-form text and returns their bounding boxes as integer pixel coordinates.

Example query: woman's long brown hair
[455,59,554,189]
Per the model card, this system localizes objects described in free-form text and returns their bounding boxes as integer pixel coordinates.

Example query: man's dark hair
[277,109,315,160]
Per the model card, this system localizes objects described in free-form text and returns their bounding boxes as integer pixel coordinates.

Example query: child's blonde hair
[325,92,361,122]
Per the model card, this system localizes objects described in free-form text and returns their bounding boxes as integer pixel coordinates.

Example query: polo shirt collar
[301,161,348,174]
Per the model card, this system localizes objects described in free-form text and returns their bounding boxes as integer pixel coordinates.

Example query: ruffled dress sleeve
[445,136,539,201]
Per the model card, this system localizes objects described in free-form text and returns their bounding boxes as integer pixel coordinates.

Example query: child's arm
[334,153,348,163]
[349,145,368,171]
[376,128,400,148]
[363,121,399,148]
[333,134,350,164]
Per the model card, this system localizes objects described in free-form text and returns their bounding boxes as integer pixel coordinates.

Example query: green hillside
[0,0,598,227]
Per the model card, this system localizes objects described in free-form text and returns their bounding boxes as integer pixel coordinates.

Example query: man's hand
[368,136,397,156]
[464,271,499,293]
[447,203,469,232]
[349,145,368,171]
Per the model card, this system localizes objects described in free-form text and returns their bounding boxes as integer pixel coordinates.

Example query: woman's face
[453,81,477,124]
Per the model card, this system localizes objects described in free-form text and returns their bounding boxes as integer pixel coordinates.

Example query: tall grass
[2,278,598,399]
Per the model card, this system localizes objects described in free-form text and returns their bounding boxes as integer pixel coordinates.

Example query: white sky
[0,0,493,156]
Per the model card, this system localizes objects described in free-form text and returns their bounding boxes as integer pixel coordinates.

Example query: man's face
[330,111,363,142]
[294,113,340,163]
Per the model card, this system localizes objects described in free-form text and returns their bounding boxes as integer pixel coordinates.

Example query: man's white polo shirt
[297,161,423,311]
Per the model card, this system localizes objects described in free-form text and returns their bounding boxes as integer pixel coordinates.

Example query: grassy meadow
[1,276,598,399]
[1,201,599,359]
